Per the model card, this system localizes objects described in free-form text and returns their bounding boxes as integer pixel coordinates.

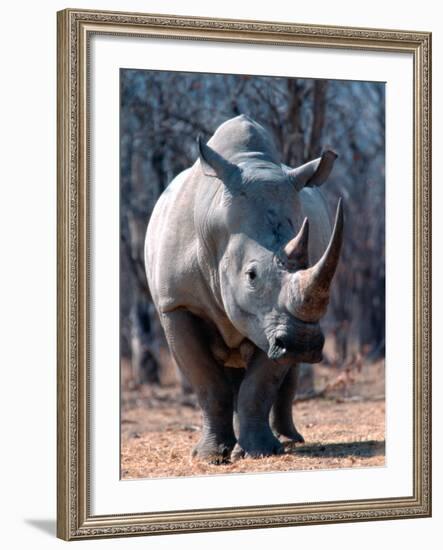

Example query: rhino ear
[197,136,239,188]
[288,150,337,191]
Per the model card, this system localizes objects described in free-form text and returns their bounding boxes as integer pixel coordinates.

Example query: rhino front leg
[161,310,236,463]
[235,349,289,457]
[223,367,245,439]
[270,365,304,443]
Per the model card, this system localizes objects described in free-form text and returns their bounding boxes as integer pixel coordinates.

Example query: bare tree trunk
[283,80,306,165]
[308,80,327,159]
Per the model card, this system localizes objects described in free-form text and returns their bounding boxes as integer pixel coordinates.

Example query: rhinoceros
[145,114,343,462]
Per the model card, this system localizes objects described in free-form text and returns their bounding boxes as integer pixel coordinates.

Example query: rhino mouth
[268,347,323,365]
[267,329,324,364]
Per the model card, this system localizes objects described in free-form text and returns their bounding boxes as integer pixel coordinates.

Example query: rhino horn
[309,198,344,291]
[197,136,239,191]
[283,217,309,269]
[288,150,337,191]
[291,199,343,321]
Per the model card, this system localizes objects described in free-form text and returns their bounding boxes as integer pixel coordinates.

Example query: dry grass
[121,360,385,479]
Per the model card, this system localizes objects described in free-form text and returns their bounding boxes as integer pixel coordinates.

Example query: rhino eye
[246,268,257,282]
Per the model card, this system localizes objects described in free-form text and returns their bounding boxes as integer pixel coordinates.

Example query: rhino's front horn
[309,198,344,292]
[291,199,344,322]
[283,217,309,269]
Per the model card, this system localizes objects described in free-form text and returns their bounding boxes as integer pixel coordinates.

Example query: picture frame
[57,7,431,540]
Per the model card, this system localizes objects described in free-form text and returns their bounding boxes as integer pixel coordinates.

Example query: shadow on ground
[292,440,385,458]
[24,519,56,537]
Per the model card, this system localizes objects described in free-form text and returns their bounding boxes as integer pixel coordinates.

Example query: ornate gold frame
[57,8,431,540]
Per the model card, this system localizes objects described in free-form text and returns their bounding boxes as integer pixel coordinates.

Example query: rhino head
[198,136,343,365]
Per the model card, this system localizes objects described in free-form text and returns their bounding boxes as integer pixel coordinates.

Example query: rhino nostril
[274,337,286,350]
[267,335,288,360]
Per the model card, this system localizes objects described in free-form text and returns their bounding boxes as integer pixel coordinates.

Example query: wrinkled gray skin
[145,115,343,462]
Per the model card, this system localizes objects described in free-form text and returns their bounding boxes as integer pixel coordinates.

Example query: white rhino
[145,115,343,462]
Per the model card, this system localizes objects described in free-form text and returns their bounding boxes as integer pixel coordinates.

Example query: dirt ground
[121,360,385,479]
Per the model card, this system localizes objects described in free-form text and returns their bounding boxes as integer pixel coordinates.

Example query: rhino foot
[274,427,305,444]
[192,436,236,464]
[235,429,284,459]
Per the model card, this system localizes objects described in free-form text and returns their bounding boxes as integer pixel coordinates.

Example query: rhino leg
[160,310,236,463]
[270,365,305,443]
[234,349,289,458]
[223,367,245,439]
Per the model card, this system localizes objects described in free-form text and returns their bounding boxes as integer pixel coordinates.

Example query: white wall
[0,0,441,548]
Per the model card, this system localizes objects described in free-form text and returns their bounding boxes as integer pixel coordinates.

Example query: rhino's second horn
[283,217,310,270]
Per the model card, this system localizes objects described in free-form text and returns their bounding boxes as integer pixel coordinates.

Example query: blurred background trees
[120,69,385,388]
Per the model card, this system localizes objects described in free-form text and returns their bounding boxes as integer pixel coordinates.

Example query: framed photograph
[57,8,431,540]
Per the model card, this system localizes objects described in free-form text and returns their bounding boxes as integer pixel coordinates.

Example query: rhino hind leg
[233,349,289,458]
[160,310,236,464]
[270,366,305,443]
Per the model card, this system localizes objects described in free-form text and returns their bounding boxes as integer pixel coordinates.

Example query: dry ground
[121,360,385,479]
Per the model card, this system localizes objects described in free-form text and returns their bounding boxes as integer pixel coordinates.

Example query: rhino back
[207,114,280,165]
